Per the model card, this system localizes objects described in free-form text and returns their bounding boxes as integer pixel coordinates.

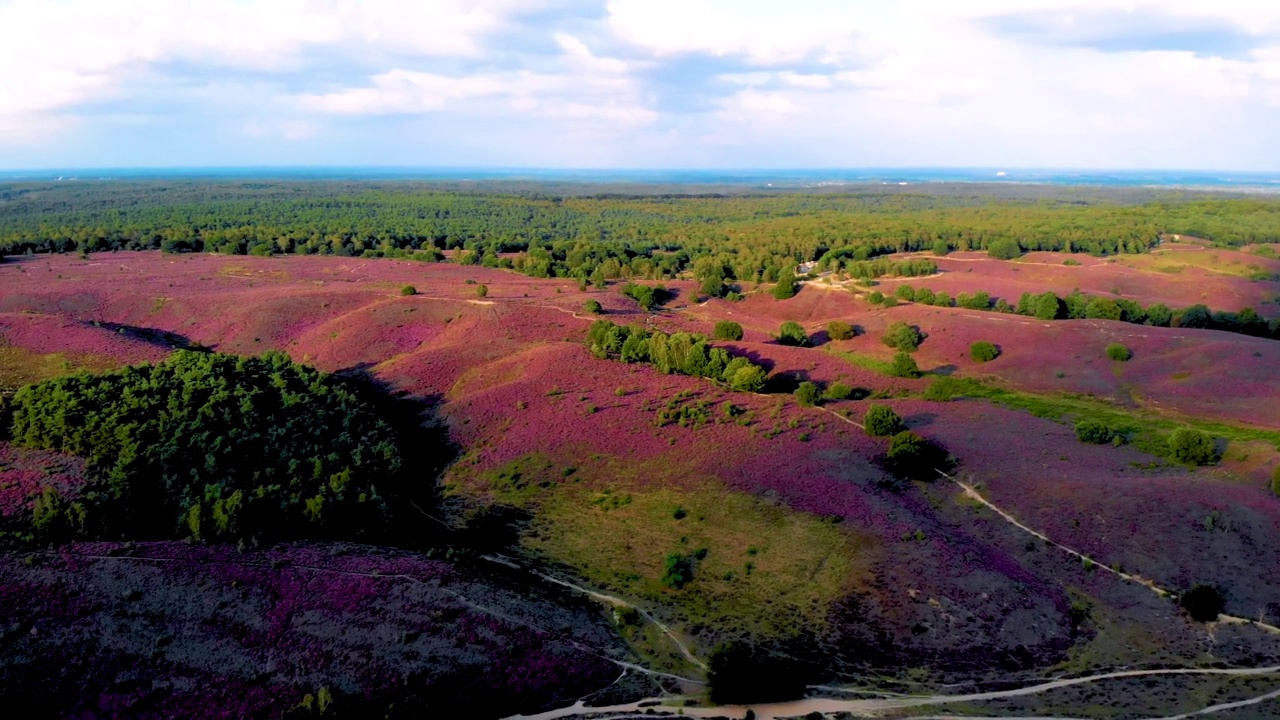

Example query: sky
[3,0,1280,170]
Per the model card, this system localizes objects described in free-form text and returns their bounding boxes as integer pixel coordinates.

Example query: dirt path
[483,553,708,674]
[511,665,1280,719]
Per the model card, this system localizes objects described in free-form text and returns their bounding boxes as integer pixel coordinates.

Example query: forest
[3,181,1280,289]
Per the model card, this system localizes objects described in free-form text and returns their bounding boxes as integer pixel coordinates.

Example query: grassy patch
[923,376,1280,460]
[445,453,872,661]
[824,347,895,376]
[0,346,120,392]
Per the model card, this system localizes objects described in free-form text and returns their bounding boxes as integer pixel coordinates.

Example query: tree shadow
[764,369,808,394]
[930,364,958,377]
[904,412,937,429]
[334,363,457,547]
[89,321,210,352]
[808,330,831,347]
[737,349,776,372]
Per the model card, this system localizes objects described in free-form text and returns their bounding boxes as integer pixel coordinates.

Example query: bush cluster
[1106,343,1132,361]
[1168,427,1218,466]
[863,405,905,437]
[826,320,855,341]
[587,320,768,392]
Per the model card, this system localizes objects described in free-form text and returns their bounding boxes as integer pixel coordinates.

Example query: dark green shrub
[868,290,885,305]
[885,431,949,481]
[662,552,693,589]
[1086,298,1122,320]
[889,352,920,378]
[882,322,924,352]
[794,382,820,407]
[1179,584,1224,622]
[957,291,991,310]
[777,321,809,347]
[8,352,406,542]
[864,405,904,437]
[823,382,854,401]
[933,291,953,307]
[399,285,417,296]
[583,299,603,315]
[1169,427,1218,466]
[1075,419,1115,444]
[894,284,916,301]
[723,357,768,392]
[1034,292,1064,320]
[1106,343,1132,361]
[475,284,488,298]
[714,321,744,341]
[826,320,855,341]
[931,240,950,256]
[772,267,798,300]
[988,238,1023,260]
[914,287,936,305]
[970,341,1000,362]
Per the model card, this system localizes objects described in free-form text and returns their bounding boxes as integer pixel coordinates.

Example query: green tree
[894,284,916,301]
[885,430,949,481]
[772,266,798,300]
[882,322,924,352]
[475,284,488,298]
[399,285,417,296]
[724,359,768,392]
[714,321,744,341]
[1034,292,1064,320]
[970,341,1000,362]
[1144,304,1173,327]
[1085,297,1122,320]
[931,239,950,256]
[794,381,820,407]
[864,405,905,437]
[826,320,855,341]
[583,299,603,315]
[777,321,809,347]
[889,352,920,378]
[1168,427,1217,465]
[823,382,854,401]
[987,238,1023,260]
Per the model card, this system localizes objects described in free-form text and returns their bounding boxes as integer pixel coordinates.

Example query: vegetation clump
[8,351,406,542]
[822,382,855,401]
[826,320,855,341]
[1075,419,1117,445]
[621,283,666,310]
[1271,466,1280,497]
[970,341,1000,363]
[399,285,417,296]
[1179,584,1224,622]
[794,382,820,407]
[583,299,603,315]
[885,431,949,482]
[714,321,744,341]
[772,266,798,300]
[864,405,905,437]
[586,320,769,393]
[888,352,920,378]
[1168,427,1218,466]
[1106,343,1132,361]
[882,322,924,352]
[777,321,809,347]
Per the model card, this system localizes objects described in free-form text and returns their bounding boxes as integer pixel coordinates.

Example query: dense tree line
[4,182,1280,291]
[888,283,1280,341]
[5,351,417,543]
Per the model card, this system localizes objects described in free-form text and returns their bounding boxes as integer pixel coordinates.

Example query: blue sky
[2,0,1280,170]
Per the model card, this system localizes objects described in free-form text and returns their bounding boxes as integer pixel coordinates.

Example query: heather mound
[0,542,624,718]
[0,313,169,391]
[875,250,1280,314]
